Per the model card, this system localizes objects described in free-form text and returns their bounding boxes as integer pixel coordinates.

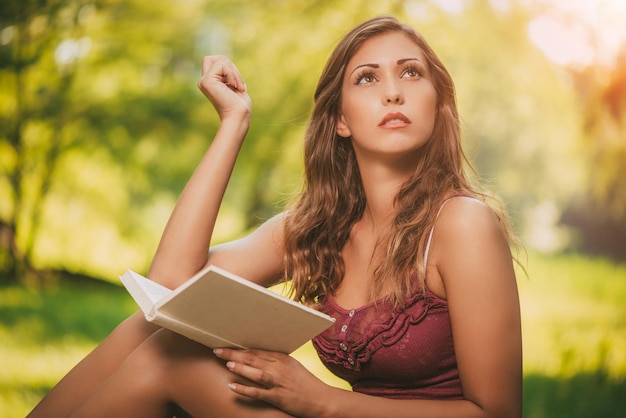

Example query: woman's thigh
[69,328,294,418]
[151,329,294,417]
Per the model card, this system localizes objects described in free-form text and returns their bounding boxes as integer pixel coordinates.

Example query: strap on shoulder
[424,196,479,266]
[424,201,449,267]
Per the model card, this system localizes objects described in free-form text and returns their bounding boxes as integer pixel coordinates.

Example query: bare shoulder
[434,196,507,247]
[440,195,500,227]
[208,212,286,286]
[429,196,513,285]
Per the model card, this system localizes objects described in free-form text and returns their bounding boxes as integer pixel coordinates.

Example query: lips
[378,112,411,128]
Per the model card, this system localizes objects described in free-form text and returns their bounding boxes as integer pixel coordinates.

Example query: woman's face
[337,31,437,168]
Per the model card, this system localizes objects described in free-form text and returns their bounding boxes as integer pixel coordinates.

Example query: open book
[120,265,335,354]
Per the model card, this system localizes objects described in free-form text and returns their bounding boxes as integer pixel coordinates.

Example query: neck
[358,163,411,232]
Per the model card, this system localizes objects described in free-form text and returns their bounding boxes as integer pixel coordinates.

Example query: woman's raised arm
[148,55,253,288]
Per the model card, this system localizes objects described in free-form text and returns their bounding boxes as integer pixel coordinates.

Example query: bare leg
[66,329,294,418]
[28,311,160,418]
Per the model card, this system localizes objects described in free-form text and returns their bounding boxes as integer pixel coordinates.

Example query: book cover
[120,265,335,353]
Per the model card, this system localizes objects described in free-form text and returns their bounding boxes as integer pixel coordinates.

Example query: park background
[1,0,625,416]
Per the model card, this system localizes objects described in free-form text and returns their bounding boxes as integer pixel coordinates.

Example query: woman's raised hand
[197,55,252,123]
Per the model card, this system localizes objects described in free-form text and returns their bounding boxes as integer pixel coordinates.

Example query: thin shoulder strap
[423,198,455,267]
[423,196,484,266]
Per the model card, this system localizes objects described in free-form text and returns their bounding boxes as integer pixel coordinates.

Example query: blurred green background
[1,0,625,416]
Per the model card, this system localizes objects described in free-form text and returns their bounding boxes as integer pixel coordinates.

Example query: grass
[517,253,626,418]
[1,252,625,417]
[0,278,138,417]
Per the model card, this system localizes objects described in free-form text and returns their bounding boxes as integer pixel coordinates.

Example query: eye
[354,71,377,85]
[402,65,424,79]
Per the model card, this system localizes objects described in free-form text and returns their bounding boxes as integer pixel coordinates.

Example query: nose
[383,79,404,105]
[386,93,402,104]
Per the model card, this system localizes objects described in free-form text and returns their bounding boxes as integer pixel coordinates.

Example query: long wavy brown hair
[283,15,510,308]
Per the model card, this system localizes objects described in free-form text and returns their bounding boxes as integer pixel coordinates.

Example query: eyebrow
[350,58,423,76]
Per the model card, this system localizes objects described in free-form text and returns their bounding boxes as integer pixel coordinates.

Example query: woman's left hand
[213,347,332,418]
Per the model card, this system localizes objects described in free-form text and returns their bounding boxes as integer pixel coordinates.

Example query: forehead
[347,31,426,69]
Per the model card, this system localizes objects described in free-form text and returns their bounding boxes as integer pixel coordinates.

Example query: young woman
[28,15,522,418]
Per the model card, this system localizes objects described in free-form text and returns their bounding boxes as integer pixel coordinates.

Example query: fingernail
[213,348,223,355]
[226,361,235,370]
[228,383,236,391]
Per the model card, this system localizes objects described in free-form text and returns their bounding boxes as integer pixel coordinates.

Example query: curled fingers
[198,55,246,93]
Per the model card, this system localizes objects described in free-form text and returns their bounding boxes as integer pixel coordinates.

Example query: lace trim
[312,289,447,372]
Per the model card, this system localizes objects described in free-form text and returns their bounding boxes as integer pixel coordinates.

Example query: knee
[129,330,222,400]
[150,329,217,366]
[116,330,187,395]
[112,311,161,342]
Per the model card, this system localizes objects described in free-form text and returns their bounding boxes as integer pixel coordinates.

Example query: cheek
[342,94,374,125]
[423,90,438,127]
[414,96,438,141]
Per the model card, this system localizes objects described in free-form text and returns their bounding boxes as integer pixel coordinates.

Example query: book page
[120,270,172,317]
[127,270,171,303]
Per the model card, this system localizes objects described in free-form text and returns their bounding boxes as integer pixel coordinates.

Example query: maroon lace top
[311,288,462,399]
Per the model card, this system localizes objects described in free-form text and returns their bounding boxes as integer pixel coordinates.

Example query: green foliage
[0,0,220,279]
[0,0,618,279]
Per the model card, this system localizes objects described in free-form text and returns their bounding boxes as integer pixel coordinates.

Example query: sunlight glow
[0,26,13,45]
[527,15,596,67]
[524,0,626,68]
[54,37,92,66]
[431,0,465,14]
